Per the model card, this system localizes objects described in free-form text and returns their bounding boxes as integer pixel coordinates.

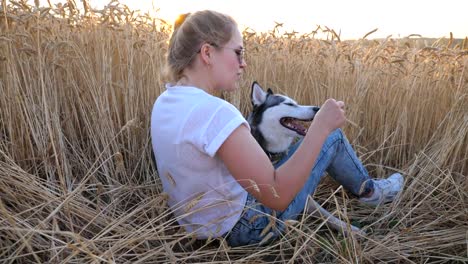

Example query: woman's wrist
[307,121,332,140]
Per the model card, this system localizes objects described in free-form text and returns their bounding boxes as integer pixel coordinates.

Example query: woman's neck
[176,70,214,94]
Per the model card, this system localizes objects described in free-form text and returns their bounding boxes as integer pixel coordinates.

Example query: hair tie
[174,13,191,30]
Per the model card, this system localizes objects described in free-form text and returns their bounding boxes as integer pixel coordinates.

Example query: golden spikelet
[447,32,453,48]
[154,192,169,206]
[247,179,260,193]
[121,118,137,131]
[248,214,265,224]
[259,223,271,237]
[260,212,276,237]
[258,231,275,246]
[82,0,89,15]
[285,219,299,228]
[156,193,169,214]
[391,59,405,64]
[362,28,378,40]
[40,8,52,18]
[269,186,280,198]
[1,0,6,15]
[185,191,205,212]
[210,214,228,225]
[114,152,125,175]
[164,172,176,187]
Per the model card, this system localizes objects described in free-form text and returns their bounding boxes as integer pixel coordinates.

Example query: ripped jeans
[225,129,374,247]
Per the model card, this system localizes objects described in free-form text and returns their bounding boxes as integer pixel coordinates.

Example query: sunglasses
[217,45,245,64]
[197,43,245,64]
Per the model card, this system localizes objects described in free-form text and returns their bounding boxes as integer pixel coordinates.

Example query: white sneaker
[359,173,404,206]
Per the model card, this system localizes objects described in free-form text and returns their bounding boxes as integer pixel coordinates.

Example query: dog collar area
[267,151,287,165]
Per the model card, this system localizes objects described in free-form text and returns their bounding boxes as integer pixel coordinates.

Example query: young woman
[151,10,403,247]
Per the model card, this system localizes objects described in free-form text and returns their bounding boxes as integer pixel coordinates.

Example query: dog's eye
[285,103,295,106]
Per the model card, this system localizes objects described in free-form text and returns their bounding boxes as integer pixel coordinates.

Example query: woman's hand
[313,99,346,134]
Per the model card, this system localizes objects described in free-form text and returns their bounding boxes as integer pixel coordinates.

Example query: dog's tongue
[293,121,308,136]
[281,118,310,136]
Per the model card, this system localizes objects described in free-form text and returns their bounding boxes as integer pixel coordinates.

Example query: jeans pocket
[226,210,272,246]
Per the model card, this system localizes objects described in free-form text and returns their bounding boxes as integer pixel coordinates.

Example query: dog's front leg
[305,197,365,237]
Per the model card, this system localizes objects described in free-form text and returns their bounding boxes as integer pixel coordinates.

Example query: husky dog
[246,81,364,236]
[247,81,320,156]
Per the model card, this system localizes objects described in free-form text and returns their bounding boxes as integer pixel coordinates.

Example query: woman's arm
[217,99,345,211]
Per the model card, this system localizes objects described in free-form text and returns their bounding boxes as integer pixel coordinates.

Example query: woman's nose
[240,59,247,68]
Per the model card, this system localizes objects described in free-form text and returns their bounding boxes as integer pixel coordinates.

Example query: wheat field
[0,1,467,263]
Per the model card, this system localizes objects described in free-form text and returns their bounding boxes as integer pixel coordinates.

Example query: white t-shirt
[151,84,249,239]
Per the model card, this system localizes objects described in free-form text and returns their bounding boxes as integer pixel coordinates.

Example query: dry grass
[0,1,467,263]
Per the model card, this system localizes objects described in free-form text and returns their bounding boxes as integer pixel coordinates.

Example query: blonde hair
[164,10,238,83]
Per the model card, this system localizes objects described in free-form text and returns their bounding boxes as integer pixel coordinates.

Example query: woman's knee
[322,128,344,148]
[330,128,344,139]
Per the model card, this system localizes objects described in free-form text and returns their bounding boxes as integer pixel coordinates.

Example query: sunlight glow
[40,0,468,40]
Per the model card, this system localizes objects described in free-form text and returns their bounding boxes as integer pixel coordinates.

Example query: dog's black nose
[313,106,320,112]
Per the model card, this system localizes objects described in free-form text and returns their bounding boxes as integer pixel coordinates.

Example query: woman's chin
[229,83,240,92]
[220,82,239,92]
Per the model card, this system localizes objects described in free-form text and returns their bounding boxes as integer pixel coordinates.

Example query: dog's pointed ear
[251,81,267,107]
[267,88,273,95]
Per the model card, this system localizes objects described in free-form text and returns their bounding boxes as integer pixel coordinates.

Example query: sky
[39,0,468,40]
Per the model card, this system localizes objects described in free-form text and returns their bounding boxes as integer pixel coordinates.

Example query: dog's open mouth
[280,117,313,136]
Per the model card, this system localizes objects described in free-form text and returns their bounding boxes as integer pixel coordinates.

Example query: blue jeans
[225,129,374,247]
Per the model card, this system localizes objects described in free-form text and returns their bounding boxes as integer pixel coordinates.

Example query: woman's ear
[199,43,213,66]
